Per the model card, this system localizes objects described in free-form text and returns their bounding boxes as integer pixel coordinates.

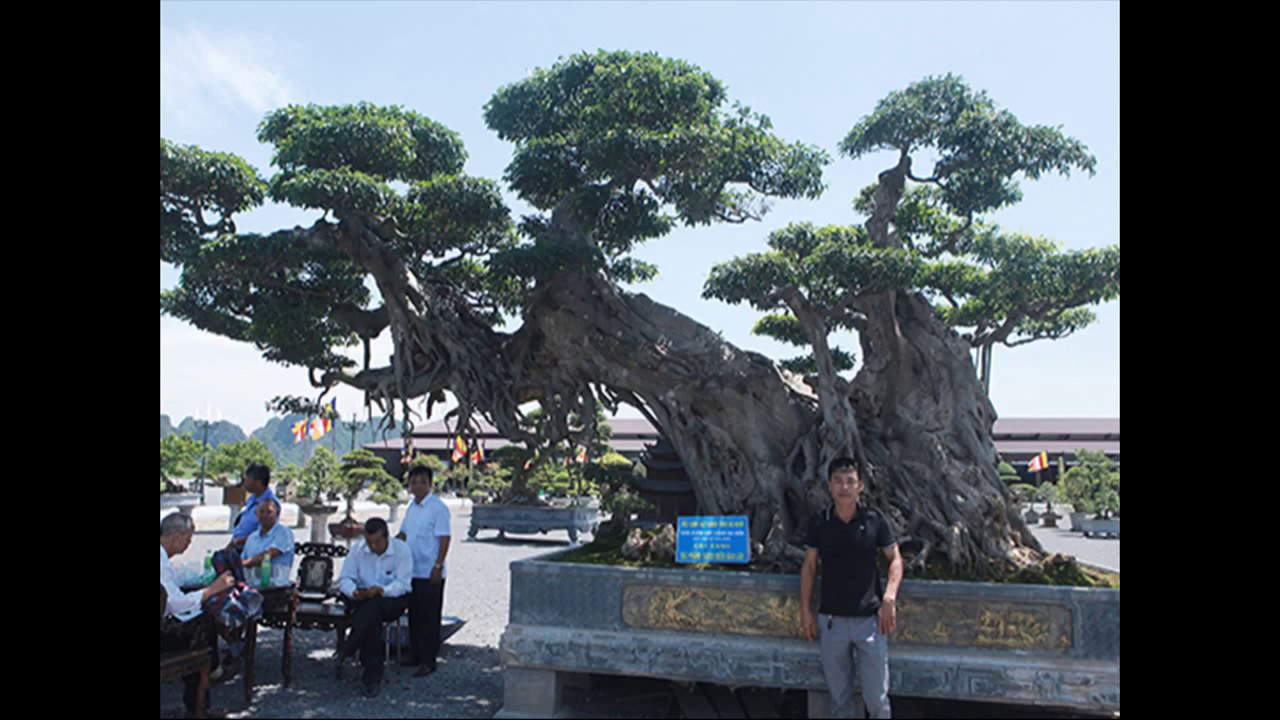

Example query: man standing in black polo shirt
[801,456,903,718]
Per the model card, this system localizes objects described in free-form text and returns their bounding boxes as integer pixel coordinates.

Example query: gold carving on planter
[895,598,1073,652]
[622,585,805,638]
[621,584,1073,652]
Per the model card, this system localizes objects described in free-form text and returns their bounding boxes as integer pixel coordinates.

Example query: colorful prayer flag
[576,448,588,464]
[291,420,307,443]
[401,444,415,465]
[451,435,467,463]
[309,417,326,440]
[470,443,485,464]
[1024,448,1044,471]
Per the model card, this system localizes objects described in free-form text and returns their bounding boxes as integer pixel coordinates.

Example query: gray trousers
[818,613,891,718]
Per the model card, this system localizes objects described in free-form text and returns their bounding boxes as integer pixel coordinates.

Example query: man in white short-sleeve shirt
[396,464,452,678]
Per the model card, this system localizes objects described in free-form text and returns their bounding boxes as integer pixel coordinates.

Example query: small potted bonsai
[330,448,399,541]
[1060,449,1121,533]
[296,446,341,542]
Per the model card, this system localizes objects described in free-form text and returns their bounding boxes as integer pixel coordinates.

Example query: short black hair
[364,517,389,537]
[244,463,271,486]
[827,456,860,481]
[406,464,434,483]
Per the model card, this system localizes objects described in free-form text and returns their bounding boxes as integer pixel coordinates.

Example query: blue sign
[676,516,750,564]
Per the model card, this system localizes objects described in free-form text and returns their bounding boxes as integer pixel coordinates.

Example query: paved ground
[1027,503,1120,573]
[162,496,1118,718]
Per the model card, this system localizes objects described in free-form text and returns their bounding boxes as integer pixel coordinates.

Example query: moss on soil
[556,531,1118,588]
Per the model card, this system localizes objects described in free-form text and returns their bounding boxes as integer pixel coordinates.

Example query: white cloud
[160,24,299,133]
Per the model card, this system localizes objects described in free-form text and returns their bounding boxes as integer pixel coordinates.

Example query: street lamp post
[196,419,210,503]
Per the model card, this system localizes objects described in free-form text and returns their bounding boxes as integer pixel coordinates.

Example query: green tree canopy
[205,438,276,486]
[160,433,208,492]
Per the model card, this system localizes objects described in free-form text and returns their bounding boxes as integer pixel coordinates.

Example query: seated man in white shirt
[160,512,236,718]
[240,498,295,587]
[336,517,414,698]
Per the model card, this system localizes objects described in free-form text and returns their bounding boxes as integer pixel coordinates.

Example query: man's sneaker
[362,682,381,699]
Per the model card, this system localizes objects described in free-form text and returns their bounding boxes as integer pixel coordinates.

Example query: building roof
[368,417,1119,460]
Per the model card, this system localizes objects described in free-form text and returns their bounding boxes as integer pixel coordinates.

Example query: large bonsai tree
[160,51,1118,579]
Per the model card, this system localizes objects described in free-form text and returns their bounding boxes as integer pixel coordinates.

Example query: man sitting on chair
[240,497,295,587]
[160,512,235,717]
[336,517,413,698]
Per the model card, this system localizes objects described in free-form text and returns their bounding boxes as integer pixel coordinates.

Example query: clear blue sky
[160,1,1119,432]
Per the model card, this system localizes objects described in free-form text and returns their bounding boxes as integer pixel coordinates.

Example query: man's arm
[878,543,903,635]
[430,536,451,583]
[336,549,359,597]
[800,548,819,641]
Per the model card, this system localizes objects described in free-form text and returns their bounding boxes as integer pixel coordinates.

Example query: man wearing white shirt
[336,517,414,698]
[160,512,235,717]
[395,464,452,678]
[240,498,295,587]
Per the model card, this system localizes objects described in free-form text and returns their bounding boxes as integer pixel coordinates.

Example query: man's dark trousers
[344,595,411,686]
[409,578,446,670]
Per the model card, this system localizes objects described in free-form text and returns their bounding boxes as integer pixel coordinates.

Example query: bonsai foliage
[997,461,1021,485]
[205,438,276,486]
[1059,450,1120,514]
[161,433,208,492]
[703,74,1117,576]
[297,445,341,505]
[161,53,1115,581]
[1034,481,1058,506]
[339,448,399,514]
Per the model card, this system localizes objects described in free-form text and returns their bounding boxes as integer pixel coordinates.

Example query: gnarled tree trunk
[318,196,1044,577]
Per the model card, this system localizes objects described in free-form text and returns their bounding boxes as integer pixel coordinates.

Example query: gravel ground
[161,501,577,718]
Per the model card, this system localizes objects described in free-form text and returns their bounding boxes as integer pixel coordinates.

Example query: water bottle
[260,555,272,588]
[202,550,214,584]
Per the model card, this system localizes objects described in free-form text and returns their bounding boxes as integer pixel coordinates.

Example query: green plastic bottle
[260,555,272,588]
[202,550,214,584]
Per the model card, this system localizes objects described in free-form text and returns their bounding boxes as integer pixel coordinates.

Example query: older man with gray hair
[161,511,235,718]
[240,497,295,587]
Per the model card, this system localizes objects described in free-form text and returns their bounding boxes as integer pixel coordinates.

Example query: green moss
[556,535,1118,588]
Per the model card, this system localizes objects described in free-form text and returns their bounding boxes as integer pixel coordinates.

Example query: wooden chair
[281,543,353,678]
[160,585,213,719]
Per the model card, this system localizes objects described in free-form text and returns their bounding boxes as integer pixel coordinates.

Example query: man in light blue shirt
[230,463,278,550]
[336,517,414,698]
[395,464,452,677]
[240,498,295,587]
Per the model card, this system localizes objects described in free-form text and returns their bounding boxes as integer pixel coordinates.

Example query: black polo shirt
[804,505,896,617]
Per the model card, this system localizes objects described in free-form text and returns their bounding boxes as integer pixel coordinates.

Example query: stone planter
[160,493,203,518]
[1068,511,1090,532]
[1080,517,1120,539]
[468,504,600,544]
[299,504,339,543]
[497,549,1119,718]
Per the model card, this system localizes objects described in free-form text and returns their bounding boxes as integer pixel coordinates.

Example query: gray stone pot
[496,549,1119,718]
[1080,517,1120,538]
[1068,511,1090,532]
[160,492,203,518]
[469,504,599,544]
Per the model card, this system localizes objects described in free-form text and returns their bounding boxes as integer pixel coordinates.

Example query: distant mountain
[253,413,402,468]
[171,417,247,448]
[161,412,400,469]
